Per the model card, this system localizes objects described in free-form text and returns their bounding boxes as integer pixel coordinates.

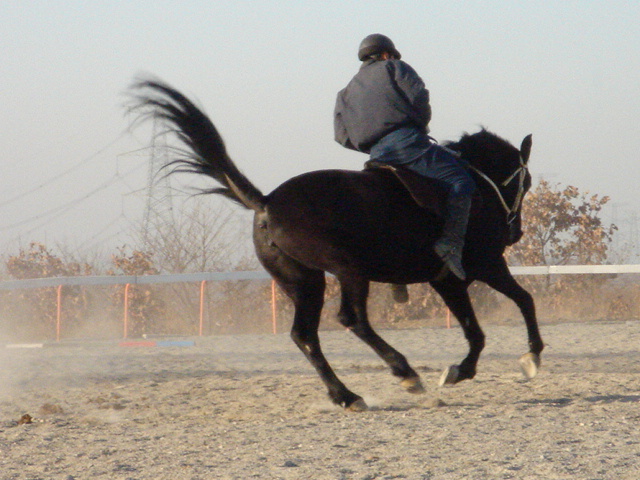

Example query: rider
[334,33,475,280]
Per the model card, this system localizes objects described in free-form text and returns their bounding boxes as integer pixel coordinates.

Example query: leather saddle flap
[364,160,446,216]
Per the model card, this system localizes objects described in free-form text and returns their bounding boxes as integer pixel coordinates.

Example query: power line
[74,213,132,253]
[0,132,128,209]
[0,162,146,233]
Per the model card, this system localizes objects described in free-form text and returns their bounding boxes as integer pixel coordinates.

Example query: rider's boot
[434,194,472,281]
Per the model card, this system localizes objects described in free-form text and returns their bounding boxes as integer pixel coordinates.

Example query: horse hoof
[401,376,425,394]
[519,352,541,380]
[438,365,459,386]
[346,398,368,412]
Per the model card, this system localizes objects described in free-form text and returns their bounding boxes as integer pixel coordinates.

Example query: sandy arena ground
[2,320,640,480]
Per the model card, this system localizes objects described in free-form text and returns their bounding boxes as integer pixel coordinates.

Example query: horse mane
[445,128,520,176]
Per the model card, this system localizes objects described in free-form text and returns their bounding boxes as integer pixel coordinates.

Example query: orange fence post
[271,280,277,334]
[199,280,206,336]
[123,283,131,339]
[446,308,451,329]
[56,285,63,342]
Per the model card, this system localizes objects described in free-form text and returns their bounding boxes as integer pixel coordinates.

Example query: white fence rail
[2,265,639,343]
[2,265,640,291]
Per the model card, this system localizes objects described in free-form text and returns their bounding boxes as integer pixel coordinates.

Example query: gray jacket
[334,59,431,154]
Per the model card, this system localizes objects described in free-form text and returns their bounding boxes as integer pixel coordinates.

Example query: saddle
[364,160,447,217]
[364,160,481,218]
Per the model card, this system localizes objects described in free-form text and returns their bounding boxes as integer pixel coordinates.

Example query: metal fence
[2,265,640,343]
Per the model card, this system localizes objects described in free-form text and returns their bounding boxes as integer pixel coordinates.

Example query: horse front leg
[481,264,544,380]
[338,277,424,394]
[430,279,485,386]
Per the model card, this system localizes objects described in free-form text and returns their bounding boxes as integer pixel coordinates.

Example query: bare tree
[140,196,253,274]
[133,196,265,334]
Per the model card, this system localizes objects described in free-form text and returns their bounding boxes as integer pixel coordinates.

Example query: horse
[129,79,544,411]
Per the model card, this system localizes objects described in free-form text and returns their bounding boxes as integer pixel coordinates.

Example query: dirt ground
[2,320,640,480]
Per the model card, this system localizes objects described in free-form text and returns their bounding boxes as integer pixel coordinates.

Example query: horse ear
[520,134,533,163]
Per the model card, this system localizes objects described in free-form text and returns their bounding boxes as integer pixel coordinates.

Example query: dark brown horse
[130,79,543,411]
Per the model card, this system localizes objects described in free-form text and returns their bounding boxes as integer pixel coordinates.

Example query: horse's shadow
[516,394,640,409]
[356,392,640,414]
[517,397,574,408]
[584,394,640,404]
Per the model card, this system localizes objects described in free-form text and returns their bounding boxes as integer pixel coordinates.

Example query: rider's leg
[406,145,475,280]
[434,192,472,280]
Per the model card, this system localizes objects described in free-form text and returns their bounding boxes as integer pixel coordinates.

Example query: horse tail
[129,79,266,212]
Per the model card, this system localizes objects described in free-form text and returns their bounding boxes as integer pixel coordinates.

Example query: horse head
[448,130,533,246]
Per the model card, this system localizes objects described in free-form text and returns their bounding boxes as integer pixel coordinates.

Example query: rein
[468,156,528,224]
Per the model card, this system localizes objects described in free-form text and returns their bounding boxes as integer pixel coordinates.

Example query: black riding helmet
[358,34,402,61]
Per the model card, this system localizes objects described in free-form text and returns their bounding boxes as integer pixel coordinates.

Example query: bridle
[468,155,529,225]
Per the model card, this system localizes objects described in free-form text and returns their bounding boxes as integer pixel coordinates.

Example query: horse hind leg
[338,277,424,394]
[390,284,409,303]
[260,251,366,410]
[285,272,367,411]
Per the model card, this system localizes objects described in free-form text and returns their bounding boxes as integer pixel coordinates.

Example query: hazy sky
[1,1,639,258]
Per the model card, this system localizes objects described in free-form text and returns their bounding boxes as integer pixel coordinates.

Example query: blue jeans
[370,127,475,197]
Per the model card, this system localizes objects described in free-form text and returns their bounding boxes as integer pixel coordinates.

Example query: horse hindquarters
[253,217,366,410]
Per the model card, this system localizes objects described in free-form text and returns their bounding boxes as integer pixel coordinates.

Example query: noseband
[468,156,529,224]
